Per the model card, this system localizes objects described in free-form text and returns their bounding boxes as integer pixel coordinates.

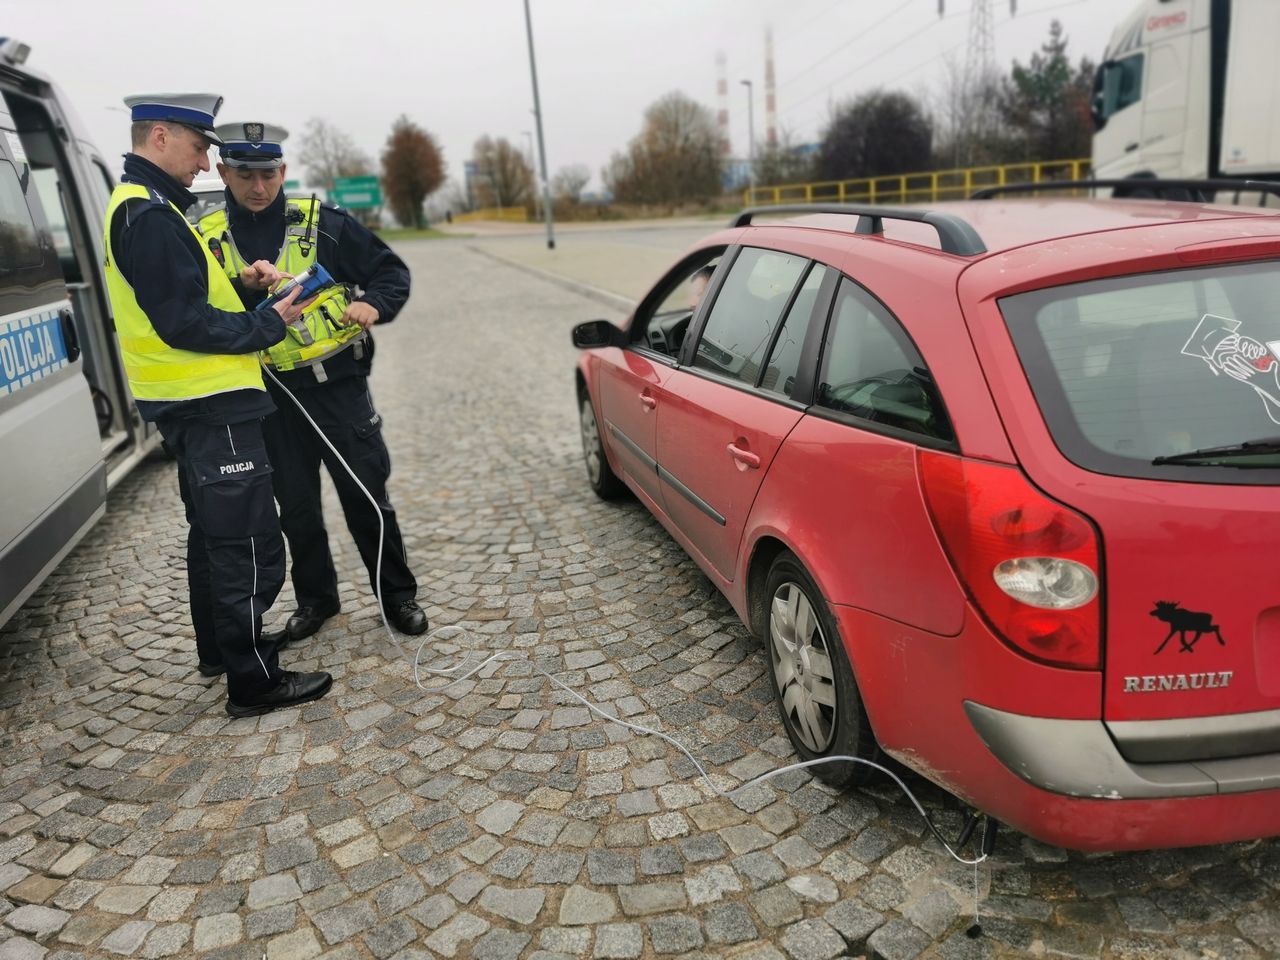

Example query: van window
[1001,262,1280,481]
[0,158,47,273]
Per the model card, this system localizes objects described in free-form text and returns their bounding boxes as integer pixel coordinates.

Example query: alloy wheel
[769,581,838,753]
[580,399,602,486]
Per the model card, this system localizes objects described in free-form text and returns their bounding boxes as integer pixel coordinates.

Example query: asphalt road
[0,231,1277,960]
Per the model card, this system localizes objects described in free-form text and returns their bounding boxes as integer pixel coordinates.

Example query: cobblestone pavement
[2,238,1279,960]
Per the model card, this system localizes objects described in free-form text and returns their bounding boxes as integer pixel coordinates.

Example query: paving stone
[0,939,46,960]
[779,919,848,960]
[312,900,377,945]
[752,884,805,928]
[477,886,545,925]
[559,885,617,925]
[472,928,533,960]
[703,901,758,944]
[266,928,322,960]
[5,905,70,939]
[100,920,156,955]
[247,874,303,910]
[424,912,489,958]
[867,917,932,960]
[587,850,636,886]
[192,913,242,951]
[648,913,704,954]
[592,923,642,959]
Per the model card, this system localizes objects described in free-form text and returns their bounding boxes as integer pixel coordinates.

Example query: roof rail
[971,178,1280,202]
[730,203,987,256]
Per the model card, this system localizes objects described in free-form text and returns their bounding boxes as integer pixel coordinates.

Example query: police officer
[103,94,333,718]
[198,122,427,643]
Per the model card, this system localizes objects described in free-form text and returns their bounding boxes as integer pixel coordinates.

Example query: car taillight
[918,450,1102,670]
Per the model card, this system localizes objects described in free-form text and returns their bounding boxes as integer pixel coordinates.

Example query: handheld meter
[257,264,336,310]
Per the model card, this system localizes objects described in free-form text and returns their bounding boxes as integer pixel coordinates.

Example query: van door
[0,102,106,625]
[2,86,140,473]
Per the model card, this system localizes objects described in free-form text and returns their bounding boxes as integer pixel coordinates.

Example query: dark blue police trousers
[157,416,285,701]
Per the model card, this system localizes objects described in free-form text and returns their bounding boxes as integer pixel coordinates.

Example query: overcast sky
[5,0,1122,190]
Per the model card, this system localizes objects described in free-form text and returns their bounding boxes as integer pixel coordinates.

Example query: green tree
[815,90,932,181]
[381,116,445,229]
[604,92,722,206]
[999,20,1096,161]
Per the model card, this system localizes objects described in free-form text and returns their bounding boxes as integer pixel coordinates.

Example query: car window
[816,278,953,442]
[1096,53,1143,123]
[759,263,828,398]
[632,250,724,359]
[1000,262,1280,480]
[693,246,806,385]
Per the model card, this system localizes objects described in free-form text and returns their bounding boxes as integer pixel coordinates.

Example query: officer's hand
[270,285,306,324]
[242,261,292,291]
[341,301,379,330]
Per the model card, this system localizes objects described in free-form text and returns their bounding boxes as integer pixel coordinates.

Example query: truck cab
[0,38,161,625]
[1093,0,1280,185]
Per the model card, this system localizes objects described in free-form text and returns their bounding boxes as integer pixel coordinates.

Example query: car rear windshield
[999,261,1280,481]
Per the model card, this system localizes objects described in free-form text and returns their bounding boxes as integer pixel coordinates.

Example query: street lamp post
[522,130,538,219]
[523,0,555,250]
[740,79,756,202]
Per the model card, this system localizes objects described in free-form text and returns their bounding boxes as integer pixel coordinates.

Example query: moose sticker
[1182,314,1280,424]
[1150,600,1226,654]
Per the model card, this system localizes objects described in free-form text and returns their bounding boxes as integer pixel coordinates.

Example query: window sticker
[1181,314,1280,424]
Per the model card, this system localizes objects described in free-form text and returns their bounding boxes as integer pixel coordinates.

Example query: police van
[0,38,161,626]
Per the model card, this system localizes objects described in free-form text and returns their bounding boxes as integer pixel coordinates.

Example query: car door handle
[727,443,760,468]
[1124,141,1139,153]
[639,393,657,409]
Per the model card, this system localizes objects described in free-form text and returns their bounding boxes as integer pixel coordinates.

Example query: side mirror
[572,319,621,349]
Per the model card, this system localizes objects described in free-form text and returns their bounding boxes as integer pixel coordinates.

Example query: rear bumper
[965,701,1280,799]
[834,603,1280,851]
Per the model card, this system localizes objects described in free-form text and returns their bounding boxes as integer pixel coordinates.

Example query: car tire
[580,392,626,501]
[764,551,880,787]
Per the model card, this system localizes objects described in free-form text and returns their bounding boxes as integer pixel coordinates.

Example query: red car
[573,193,1280,851]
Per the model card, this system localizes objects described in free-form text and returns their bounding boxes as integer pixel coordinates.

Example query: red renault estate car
[572,190,1280,851]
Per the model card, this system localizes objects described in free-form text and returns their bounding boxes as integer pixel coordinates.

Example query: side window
[0,158,51,275]
[760,263,828,398]
[816,279,953,442]
[693,246,806,386]
[1097,53,1143,122]
[632,250,724,358]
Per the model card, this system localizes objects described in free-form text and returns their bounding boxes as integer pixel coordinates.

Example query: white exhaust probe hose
[263,364,993,932]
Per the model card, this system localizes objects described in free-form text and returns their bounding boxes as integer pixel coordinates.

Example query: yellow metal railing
[454,206,529,223]
[744,159,1091,206]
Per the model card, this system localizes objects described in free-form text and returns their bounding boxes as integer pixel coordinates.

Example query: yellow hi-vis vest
[198,198,365,376]
[103,184,264,401]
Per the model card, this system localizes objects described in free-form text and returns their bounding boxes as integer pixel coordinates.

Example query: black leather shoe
[260,627,289,651]
[197,662,226,678]
[285,601,341,643]
[386,599,428,636]
[226,671,333,718]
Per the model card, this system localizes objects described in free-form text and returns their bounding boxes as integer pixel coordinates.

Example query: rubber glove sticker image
[1182,314,1280,424]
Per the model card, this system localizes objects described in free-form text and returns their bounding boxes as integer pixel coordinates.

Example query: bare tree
[552,164,591,203]
[296,117,373,191]
[604,92,722,206]
[381,115,445,229]
[471,136,534,208]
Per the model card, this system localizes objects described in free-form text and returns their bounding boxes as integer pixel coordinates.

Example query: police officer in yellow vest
[103,94,333,718]
[198,122,426,643]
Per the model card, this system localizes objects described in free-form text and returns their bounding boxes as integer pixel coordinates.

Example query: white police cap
[216,122,289,169]
[124,93,224,144]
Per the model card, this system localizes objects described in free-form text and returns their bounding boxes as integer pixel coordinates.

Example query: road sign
[331,175,382,209]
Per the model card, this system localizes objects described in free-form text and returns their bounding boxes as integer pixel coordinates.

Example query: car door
[597,249,725,508]
[657,249,832,582]
[0,113,106,625]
